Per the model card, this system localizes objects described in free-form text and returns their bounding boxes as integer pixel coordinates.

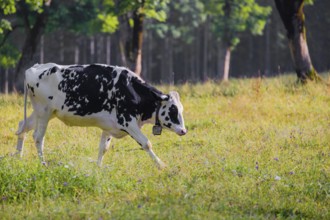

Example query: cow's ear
[152,90,169,101]
[169,91,180,101]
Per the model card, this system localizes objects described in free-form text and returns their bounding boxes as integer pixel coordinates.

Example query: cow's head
[157,91,187,136]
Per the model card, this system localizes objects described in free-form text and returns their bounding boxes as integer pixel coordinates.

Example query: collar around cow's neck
[152,101,162,135]
[155,101,161,126]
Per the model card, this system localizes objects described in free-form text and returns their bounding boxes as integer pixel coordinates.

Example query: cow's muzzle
[177,128,187,136]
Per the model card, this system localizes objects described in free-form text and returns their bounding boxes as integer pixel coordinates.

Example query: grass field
[0,75,329,219]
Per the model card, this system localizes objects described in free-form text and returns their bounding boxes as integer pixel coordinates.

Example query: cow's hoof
[11,151,22,158]
[157,161,167,170]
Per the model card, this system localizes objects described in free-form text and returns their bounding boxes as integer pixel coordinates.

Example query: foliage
[304,0,314,5]
[0,0,16,15]
[46,0,100,34]
[118,0,169,22]
[97,14,118,34]
[149,0,206,43]
[0,0,44,68]
[205,0,271,49]
[0,43,20,68]
[0,75,329,219]
[0,18,11,34]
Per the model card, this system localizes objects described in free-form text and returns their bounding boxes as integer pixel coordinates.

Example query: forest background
[0,0,329,92]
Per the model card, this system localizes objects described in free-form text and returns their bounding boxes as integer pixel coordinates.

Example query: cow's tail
[15,79,28,135]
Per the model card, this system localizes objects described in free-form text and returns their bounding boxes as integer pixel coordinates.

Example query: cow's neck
[154,101,161,126]
[140,101,161,126]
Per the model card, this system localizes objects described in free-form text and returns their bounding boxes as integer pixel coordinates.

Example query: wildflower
[289,171,294,175]
[275,176,281,181]
[274,157,279,161]
[63,182,68,187]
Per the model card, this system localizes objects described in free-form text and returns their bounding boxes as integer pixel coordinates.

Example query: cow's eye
[168,105,179,124]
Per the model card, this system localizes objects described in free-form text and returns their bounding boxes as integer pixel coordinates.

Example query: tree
[0,2,22,92]
[116,0,169,76]
[14,0,52,91]
[149,0,207,82]
[274,0,320,83]
[0,0,107,91]
[205,0,271,81]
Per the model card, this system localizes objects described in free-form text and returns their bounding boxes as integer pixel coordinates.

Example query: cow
[15,63,187,169]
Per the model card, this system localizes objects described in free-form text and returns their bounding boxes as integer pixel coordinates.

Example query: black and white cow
[15,63,186,169]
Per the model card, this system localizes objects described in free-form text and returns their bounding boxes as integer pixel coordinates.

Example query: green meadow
[0,75,329,219]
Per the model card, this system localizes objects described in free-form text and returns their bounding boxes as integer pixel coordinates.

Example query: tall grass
[0,75,329,219]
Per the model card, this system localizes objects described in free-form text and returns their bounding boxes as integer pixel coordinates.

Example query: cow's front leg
[126,126,166,170]
[144,140,166,170]
[97,131,112,167]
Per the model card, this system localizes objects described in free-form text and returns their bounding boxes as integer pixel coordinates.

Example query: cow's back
[24,63,139,125]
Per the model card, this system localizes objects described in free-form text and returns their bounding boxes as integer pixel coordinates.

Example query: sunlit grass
[0,74,329,219]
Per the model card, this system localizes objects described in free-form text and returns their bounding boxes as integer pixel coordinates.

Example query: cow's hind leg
[97,131,112,167]
[33,113,51,163]
[15,112,36,157]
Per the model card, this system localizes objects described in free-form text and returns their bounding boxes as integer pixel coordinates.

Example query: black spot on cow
[58,64,115,116]
[117,116,124,125]
[165,116,169,121]
[48,96,53,100]
[38,70,46,79]
[168,105,180,124]
[161,111,165,116]
[111,69,117,78]
[50,66,58,74]
[36,83,39,87]
[61,105,64,110]
[114,68,164,124]
[27,84,35,96]
[164,123,172,128]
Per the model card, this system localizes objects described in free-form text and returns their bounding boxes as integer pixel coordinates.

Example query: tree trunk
[74,36,80,64]
[82,37,87,64]
[190,44,196,81]
[168,36,174,85]
[146,31,152,80]
[274,0,320,83]
[40,35,44,63]
[202,19,209,81]
[90,36,95,63]
[223,46,231,82]
[195,28,200,81]
[117,15,129,66]
[5,69,9,94]
[264,19,271,76]
[59,32,64,63]
[14,6,49,92]
[131,7,145,76]
[160,38,167,83]
[222,0,231,82]
[216,44,224,79]
[106,35,111,64]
